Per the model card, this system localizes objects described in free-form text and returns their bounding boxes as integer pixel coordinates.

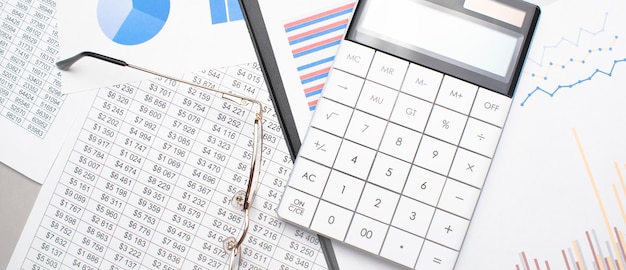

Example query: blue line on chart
[528,13,608,67]
[520,57,626,106]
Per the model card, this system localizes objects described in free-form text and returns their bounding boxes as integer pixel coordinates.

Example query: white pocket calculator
[278,0,539,268]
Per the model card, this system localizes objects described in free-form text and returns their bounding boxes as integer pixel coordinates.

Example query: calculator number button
[367,153,410,193]
[414,136,456,176]
[379,123,421,163]
[345,214,388,255]
[321,170,365,211]
[391,196,435,238]
[367,51,409,89]
[403,166,446,207]
[311,200,353,241]
[344,110,387,150]
[356,183,400,224]
[333,140,376,180]
[333,40,375,78]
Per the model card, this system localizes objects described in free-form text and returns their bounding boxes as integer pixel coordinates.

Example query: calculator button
[289,158,331,197]
[334,139,376,180]
[379,123,421,163]
[380,227,424,268]
[345,214,388,255]
[449,148,491,188]
[414,136,456,176]
[435,76,478,114]
[344,110,387,150]
[415,241,459,270]
[426,210,469,251]
[278,187,320,228]
[356,81,398,120]
[311,200,353,241]
[459,118,502,158]
[367,51,409,90]
[401,63,444,102]
[333,40,375,78]
[391,196,435,238]
[323,69,365,107]
[390,92,433,132]
[321,170,365,211]
[437,179,480,219]
[424,105,468,145]
[356,183,400,224]
[470,87,512,127]
[311,98,353,137]
[367,153,410,193]
[403,165,446,207]
[300,128,342,167]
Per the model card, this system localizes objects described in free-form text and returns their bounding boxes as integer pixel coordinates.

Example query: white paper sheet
[0,0,93,184]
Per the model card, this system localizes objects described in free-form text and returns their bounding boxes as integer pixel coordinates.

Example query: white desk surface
[0,162,40,269]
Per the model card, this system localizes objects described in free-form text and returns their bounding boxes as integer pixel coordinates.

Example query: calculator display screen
[355,0,522,81]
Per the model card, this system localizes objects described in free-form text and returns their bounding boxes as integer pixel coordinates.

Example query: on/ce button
[277,187,320,228]
[470,88,512,127]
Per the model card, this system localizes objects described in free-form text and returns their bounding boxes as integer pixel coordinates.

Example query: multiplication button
[449,148,491,188]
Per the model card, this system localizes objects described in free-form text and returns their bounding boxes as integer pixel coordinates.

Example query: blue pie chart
[97,0,170,45]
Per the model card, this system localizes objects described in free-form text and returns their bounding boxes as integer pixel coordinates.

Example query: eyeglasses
[57,52,263,270]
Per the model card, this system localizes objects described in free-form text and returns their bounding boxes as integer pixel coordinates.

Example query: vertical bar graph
[284,2,356,111]
[515,129,626,270]
[210,0,243,25]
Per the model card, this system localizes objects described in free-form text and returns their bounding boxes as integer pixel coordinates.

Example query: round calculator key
[380,227,424,268]
[345,214,389,255]
[310,200,354,241]
[321,170,365,211]
[289,158,331,197]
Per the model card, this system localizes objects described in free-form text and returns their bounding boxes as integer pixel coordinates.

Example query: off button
[277,187,320,228]
[470,88,512,127]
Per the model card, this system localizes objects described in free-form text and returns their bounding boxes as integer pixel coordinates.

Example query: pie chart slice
[97,0,170,45]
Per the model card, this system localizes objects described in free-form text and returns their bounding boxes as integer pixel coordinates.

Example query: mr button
[278,187,320,228]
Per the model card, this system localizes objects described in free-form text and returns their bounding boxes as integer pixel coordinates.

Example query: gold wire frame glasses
[57,52,263,270]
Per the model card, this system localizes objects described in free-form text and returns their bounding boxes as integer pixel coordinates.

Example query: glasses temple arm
[56,51,129,71]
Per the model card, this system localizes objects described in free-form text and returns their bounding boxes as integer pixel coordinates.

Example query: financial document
[0,0,91,183]
[8,63,328,269]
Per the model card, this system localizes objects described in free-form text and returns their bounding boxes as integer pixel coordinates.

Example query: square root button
[278,187,320,228]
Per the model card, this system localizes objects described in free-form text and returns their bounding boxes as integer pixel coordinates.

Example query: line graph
[520,55,626,106]
[515,129,626,270]
[527,13,609,67]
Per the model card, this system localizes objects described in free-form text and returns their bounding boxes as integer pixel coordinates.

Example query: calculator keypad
[278,40,510,269]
